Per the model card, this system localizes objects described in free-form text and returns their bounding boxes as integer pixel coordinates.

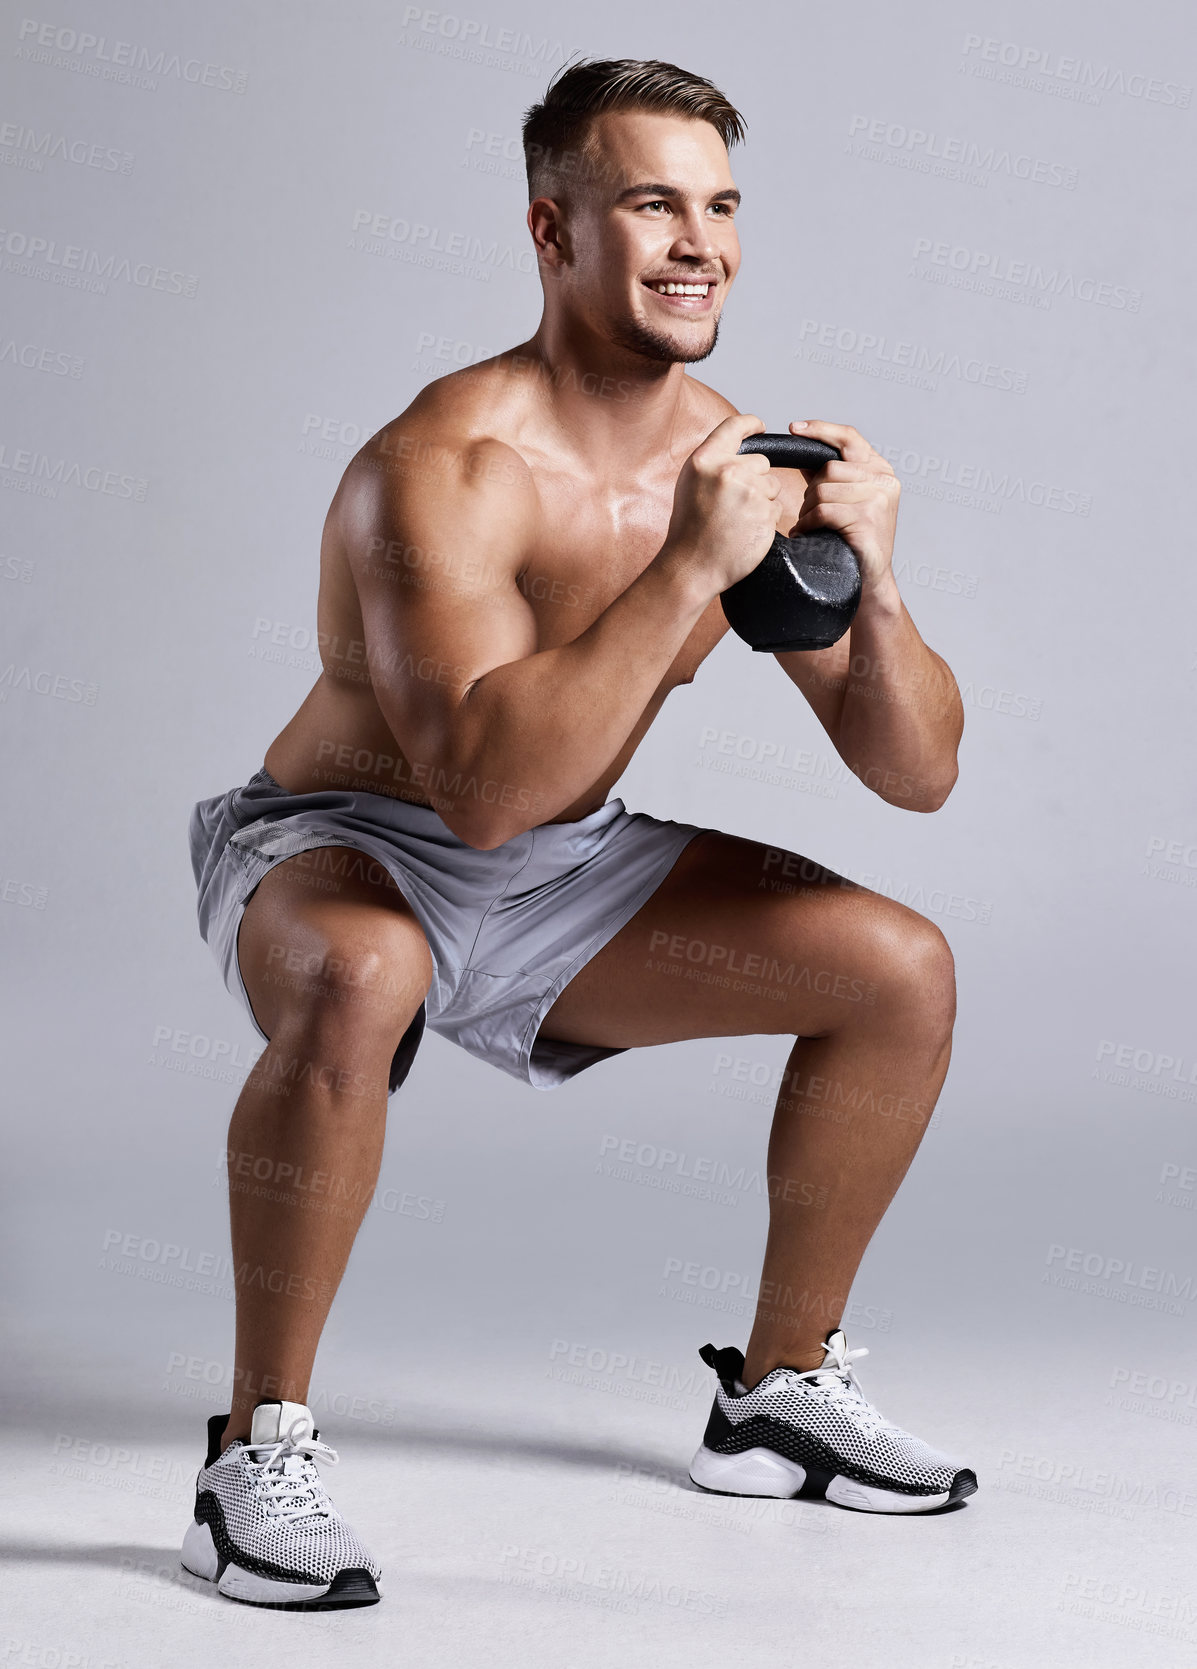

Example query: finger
[735,451,773,474]
[700,411,767,460]
[789,419,876,465]
[807,482,888,504]
[795,502,857,532]
[820,459,896,483]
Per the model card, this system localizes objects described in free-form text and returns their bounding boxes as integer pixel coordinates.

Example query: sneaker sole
[181,1519,381,1609]
[688,1444,978,1514]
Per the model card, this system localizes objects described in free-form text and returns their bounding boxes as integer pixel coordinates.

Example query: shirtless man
[183,57,973,1611]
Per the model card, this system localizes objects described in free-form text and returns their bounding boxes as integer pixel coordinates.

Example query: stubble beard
[607,306,721,366]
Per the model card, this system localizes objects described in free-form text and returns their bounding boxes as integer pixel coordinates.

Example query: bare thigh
[235,844,433,1055]
[540,831,955,1047]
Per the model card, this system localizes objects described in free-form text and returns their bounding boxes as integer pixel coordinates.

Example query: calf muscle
[219,847,432,1447]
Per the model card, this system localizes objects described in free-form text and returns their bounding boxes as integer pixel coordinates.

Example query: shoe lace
[762,1338,891,1436]
[244,1416,340,1525]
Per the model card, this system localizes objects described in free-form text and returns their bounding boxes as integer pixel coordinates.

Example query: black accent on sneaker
[795,1465,835,1500]
[947,1470,978,1504]
[698,1343,746,1390]
[205,1414,230,1469]
[700,1395,738,1451]
[195,1488,330,1586]
[700,1403,951,1498]
[319,1569,379,1606]
[229,1568,380,1612]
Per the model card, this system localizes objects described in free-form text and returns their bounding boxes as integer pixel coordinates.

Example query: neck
[520,312,698,466]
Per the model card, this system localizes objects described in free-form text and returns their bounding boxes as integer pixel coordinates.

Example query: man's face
[538,111,741,365]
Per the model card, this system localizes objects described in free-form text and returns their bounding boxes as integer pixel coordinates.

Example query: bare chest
[516,466,727,687]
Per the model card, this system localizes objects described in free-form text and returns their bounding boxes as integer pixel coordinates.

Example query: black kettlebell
[720,433,862,652]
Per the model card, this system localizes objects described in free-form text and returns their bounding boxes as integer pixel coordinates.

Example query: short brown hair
[522,57,746,203]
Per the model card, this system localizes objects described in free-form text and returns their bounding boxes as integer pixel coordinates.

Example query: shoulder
[331,366,540,592]
[682,374,742,427]
[352,374,531,498]
[335,368,536,539]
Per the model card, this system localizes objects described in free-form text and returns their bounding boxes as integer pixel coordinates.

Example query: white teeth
[655,282,710,296]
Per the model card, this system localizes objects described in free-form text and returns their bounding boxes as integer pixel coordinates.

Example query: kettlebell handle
[720,431,863,653]
[737,433,842,471]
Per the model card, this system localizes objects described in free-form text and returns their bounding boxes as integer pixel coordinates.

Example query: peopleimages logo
[910,237,1141,312]
[14,18,249,93]
[1093,1039,1197,1103]
[0,226,198,297]
[0,440,148,499]
[0,664,98,703]
[847,113,1078,189]
[959,32,1192,108]
[349,209,534,272]
[1143,836,1197,891]
[1096,1040,1197,1082]
[0,122,133,174]
[878,444,1091,517]
[548,1339,704,1397]
[1043,1244,1194,1313]
[397,7,574,75]
[795,318,1028,394]
[0,336,84,377]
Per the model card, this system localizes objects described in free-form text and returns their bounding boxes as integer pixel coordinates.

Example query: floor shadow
[5,1395,685,1481]
[0,1539,181,1570]
[347,1419,683,1478]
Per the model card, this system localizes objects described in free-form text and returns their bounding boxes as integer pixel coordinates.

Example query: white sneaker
[689,1331,978,1514]
[180,1400,381,1607]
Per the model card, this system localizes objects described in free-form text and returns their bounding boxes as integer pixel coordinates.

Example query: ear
[528,197,570,276]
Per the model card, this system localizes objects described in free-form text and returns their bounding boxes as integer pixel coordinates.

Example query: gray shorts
[188,765,709,1094]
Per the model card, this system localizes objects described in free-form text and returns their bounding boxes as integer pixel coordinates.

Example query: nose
[670,206,719,264]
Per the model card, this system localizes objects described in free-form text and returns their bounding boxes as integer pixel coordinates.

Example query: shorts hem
[518,822,711,1090]
[193,768,715,1096]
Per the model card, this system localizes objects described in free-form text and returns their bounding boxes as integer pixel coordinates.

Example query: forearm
[442,554,711,845]
[834,572,963,811]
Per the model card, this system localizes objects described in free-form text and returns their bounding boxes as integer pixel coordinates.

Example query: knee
[866,910,956,1043]
[265,925,430,1055]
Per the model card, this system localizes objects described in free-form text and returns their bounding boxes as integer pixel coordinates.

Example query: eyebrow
[614,182,742,207]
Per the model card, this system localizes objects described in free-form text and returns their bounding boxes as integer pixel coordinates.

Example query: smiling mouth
[643,278,717,308]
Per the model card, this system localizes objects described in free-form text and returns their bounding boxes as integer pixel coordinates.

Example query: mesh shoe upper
[195,1406,381,1584]
[702,1331,964,1496]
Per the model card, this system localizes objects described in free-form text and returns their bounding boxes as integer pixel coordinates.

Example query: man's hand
[786,419,900,588]
[656,412,782,596]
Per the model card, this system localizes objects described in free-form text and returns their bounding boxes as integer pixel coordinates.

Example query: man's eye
[639,199,733,214]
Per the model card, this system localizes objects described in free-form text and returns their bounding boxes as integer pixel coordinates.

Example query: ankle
[741,1345,826,1388]
[219,1420,250,1454]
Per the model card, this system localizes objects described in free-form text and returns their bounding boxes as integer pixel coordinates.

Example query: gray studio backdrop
[2,0,1195,1663]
